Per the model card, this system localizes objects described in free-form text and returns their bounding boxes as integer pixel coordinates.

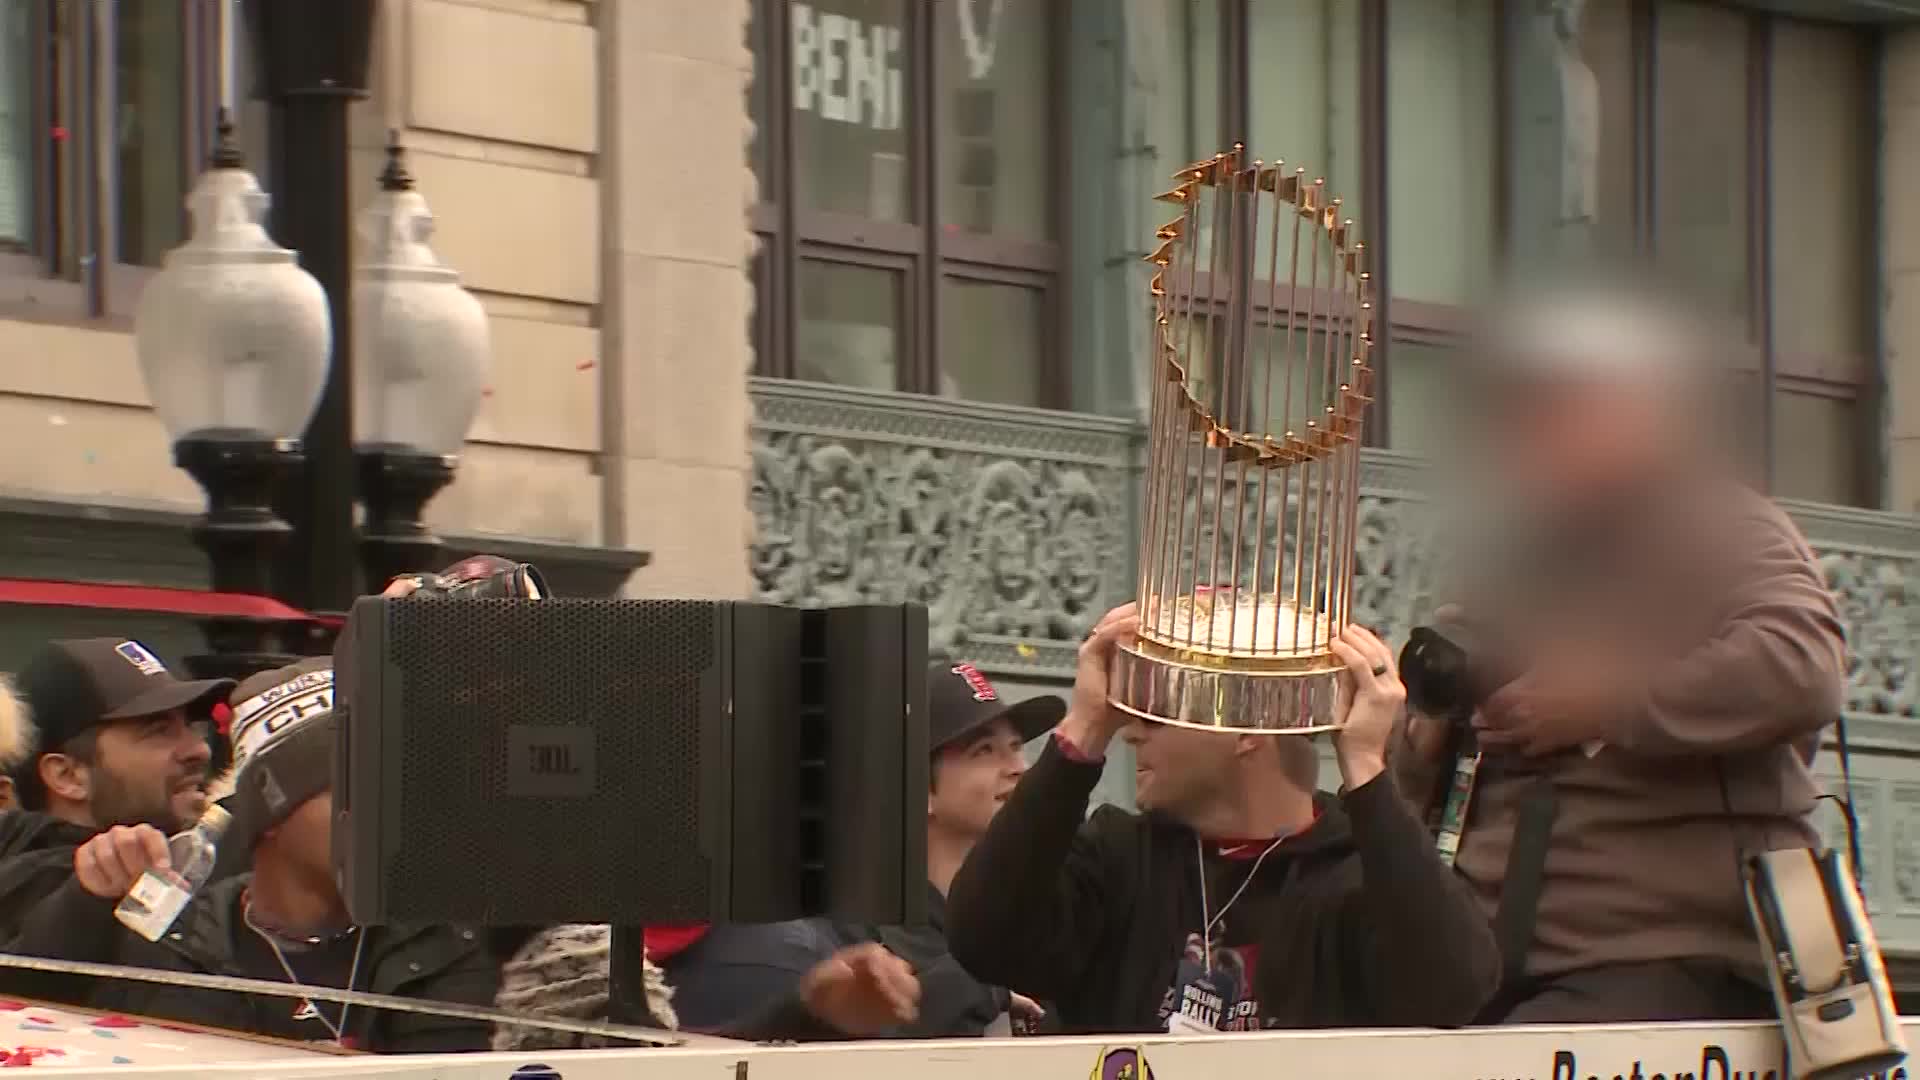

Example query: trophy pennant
[1111,145,1377,734]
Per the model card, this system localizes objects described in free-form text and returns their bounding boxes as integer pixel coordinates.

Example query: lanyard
[244,896,368,1045]
[1195,834,1285,975]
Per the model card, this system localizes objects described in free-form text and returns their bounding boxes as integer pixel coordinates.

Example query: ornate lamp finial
[378,129,415,192]
[208,108,245,171]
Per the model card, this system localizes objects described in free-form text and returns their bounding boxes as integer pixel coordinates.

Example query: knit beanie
[225,658,336,850]
[491,925,678,1051]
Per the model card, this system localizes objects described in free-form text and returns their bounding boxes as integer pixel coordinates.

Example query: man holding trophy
[945,610,1500,1033]
[947,148,1499,1033]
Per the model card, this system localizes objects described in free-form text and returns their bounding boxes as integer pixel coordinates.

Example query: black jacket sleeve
[0,877,128,1008]
[374,936,501,1054]
[1338,772,1500,1027]
[944,736,1123,1006]
[0,848,88,942]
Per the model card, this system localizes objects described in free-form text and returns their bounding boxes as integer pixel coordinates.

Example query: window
[0,1,30,246]
[748,0,1883,508]
[1135,1,1217,180]
[753,0,1064,408]
[791,0,912,223]
[1654,2,1752,327]
[1365,2,1878,507]
[1385,0,1494,308]
[1768,19,1874,507]
[1383,337,1459,459]
[0,1,217,318]
[115,1,191,268]
[1247,0,1362,224]
[795,257,905,390]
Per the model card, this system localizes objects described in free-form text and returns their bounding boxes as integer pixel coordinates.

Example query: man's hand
[1477,650,1639,757]
[1056,603,1139,759]
[1009,992,1046,1023]
[381,576,425,599]
[1329,625,1406,790]
[73,825,171,900]
[798,944,920,1036]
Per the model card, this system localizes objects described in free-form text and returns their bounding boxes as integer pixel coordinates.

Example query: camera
[403,556,548,600]
[1396,621,1518,726]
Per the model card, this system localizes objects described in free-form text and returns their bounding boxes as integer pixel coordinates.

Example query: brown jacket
[1401,480,1847,981]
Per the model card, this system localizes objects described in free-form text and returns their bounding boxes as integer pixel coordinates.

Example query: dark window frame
[753,0,1880,503]
[0,0,211,325]
[751,0,1071,409]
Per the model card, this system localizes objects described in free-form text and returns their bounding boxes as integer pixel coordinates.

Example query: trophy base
[1108,637,1343,735]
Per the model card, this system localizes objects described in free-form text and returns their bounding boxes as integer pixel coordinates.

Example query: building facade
[0,0,1917,959]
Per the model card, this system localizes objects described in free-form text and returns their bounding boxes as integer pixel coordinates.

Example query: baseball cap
[927,660,1064,752]
[225,658,335,849]
[13,638,235,754]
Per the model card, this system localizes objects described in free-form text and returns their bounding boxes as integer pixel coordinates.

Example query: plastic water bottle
[114,804,231,941]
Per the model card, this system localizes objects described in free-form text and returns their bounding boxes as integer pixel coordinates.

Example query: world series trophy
[1110,145,1376,734]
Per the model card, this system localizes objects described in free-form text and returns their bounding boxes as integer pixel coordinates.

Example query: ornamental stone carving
[749,380,1136,675]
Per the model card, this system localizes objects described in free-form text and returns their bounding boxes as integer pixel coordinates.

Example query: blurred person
[0,668,36,812]
[1396,281,1847,1023]
[503,659,1061,1046]
[945,610,1500,1033]
[0,639,229,942]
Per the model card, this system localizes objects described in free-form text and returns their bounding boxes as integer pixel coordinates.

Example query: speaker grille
[380,599,719,924]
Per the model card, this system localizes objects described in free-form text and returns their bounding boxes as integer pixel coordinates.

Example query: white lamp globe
[133,122,331,444]
[352,136,490,458]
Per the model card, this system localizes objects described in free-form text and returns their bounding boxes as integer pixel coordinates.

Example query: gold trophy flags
[1111,146,1376,734]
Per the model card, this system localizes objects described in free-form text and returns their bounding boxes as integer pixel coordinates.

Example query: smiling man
[0,638,231,944]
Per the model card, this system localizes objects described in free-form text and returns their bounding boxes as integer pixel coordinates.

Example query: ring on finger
[1370,662,1389,677]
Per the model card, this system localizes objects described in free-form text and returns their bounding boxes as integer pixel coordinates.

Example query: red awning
[0,578,342,628]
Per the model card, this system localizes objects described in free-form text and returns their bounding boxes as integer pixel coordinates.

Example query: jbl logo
[506,724,595,798]
[528,743,578,776]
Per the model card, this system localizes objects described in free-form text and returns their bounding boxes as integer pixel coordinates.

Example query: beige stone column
[599,0,757,598]
[1884,31,1920,514]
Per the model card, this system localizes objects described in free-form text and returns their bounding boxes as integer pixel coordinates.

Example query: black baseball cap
[13,638,235,754]
[927,660,1065,752]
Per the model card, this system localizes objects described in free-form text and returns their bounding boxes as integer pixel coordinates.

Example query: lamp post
[132,116,331,680]
[352,134,491,587]
[245,0,377,615]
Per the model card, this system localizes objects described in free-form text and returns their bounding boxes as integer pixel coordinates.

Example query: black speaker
[333,597,927,929]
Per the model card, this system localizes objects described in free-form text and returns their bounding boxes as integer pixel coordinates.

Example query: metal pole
[246,0,377,616]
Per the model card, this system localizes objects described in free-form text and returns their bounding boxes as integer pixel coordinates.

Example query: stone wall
[0,0,756,596]
[598,0,756,599]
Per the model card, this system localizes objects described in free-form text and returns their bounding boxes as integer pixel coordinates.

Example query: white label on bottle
[116,872,191,942]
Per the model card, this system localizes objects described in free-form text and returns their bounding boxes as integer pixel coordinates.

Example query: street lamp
[133,115,331,675]
[352,134,491,588]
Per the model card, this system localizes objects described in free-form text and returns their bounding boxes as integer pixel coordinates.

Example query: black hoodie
[945,737,1500,1033]
[0,811,97,944]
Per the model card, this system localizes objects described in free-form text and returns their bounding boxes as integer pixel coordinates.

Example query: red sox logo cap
[951,662,997,703]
